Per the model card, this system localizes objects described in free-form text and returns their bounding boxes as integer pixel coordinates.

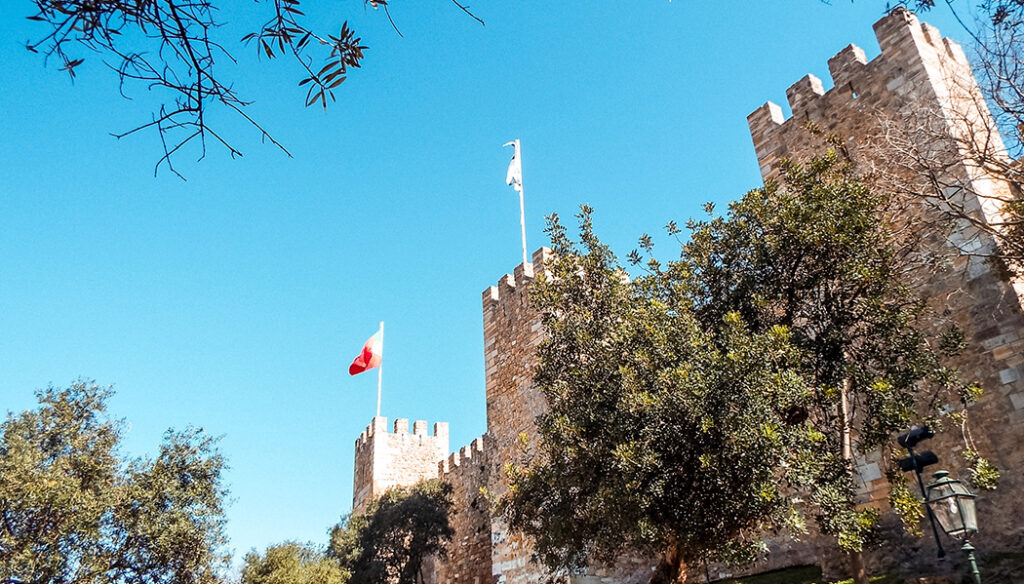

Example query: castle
[352,9,1024,583]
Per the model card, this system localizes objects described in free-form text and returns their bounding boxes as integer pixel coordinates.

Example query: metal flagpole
[376,321,383,418]
[517,140,527,266]
[519,184,527,266]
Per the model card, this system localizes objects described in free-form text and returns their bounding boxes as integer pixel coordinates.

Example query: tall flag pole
[505,139,528,266]
[376,321,384,417]
[348,322,385,417]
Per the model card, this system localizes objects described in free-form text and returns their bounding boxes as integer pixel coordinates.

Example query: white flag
[504,139,522,192]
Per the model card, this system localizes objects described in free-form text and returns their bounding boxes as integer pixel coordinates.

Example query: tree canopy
[504,151,995,584]
[0,380,229,584]
[329,480,453,584]
[678,152,996,582]
[241,542,348,584]
[503,210,817,583]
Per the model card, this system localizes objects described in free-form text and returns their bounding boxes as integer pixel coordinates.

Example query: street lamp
[925,470,981,584]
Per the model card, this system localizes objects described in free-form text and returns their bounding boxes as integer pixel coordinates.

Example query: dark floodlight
[898,425,935,449]
[897,424,944,558]
[897,450,939,472]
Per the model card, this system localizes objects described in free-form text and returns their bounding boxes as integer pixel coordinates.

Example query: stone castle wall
[426,437,494,584]
[352,416,449,514]
[481,249,658,584]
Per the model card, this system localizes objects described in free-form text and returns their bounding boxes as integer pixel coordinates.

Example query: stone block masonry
[482,247,552,461]
[424,436,493,584]
[481,247,550,584]
[351,248,554,584]
[479,248,655,584]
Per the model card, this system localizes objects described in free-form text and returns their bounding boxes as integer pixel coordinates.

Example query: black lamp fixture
[896,425,944,557]
[925,470,982,584]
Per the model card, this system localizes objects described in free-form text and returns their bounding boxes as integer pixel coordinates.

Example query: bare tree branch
[24,0,483,178]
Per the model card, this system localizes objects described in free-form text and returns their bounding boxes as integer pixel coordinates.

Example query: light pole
[924,470,981,584]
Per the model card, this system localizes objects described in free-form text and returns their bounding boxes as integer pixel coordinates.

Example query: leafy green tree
[329,480,453,584]
[505,151,993,584]
[0,380,230,584]
[241,542,348,584]
[656,151,989,583]
[503,209,821,583]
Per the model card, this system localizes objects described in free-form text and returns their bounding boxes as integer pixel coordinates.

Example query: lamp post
[924,470,981,584]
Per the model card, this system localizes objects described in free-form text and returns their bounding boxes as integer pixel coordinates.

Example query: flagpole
[517,140,527,266]
[376,321,383,418]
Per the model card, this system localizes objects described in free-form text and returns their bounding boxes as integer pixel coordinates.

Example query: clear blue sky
[0,0,965,565]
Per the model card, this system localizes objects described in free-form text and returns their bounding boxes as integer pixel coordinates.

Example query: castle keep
[353,9,1024,583]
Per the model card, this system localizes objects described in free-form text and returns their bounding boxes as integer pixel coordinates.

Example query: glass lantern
[925,470,978,540]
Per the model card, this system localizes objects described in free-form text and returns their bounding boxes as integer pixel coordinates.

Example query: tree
[24,1,484,177]
[669,151,992,584]
[0,380,230,584]
[505,151,995,584]
[502,208,821,583]
[329,480,453,584]
[241,542,348,584]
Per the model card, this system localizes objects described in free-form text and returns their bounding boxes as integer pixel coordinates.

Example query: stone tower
[745,6,1024,576]
[481,247,550,584]
[351,9,1024,583]
[352,416,449,514]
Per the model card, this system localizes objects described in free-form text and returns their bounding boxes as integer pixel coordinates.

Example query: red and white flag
[349,330,383,375]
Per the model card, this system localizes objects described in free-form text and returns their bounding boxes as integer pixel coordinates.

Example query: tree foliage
[23,1,484,177]
[503,209,820,582]
[677,152,990,550]
[504,151,993,583]
[329,480,453,584]
[241,542,348,584]
[0,380,229,584]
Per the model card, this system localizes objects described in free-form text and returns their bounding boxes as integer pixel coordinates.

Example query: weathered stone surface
[481,248,551,584]
[424,437,494,584]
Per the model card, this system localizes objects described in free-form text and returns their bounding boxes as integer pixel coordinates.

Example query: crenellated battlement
[354,416,449,450]
[350,9,1024,584]
[828,44,869,88]
[481,247,551,451]
[482,247,552,311]
[747,8,971,172]
[438,436,487,475]
[735,7,1024,581]
[430,436,494,584]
